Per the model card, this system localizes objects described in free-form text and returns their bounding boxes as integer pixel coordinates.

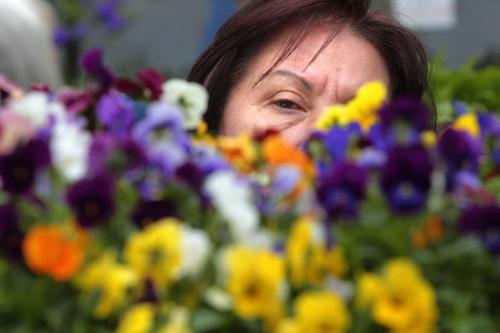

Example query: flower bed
[0,50,499,333]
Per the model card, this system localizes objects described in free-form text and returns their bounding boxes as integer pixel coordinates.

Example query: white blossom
[9,92,65,127]
[179,226,211,277]
[161,79,208,129]
[50,120,90,181]
[204,171,259,241]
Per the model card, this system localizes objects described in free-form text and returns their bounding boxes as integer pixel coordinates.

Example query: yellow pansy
[315,105,351,131]
[224,246,285,319]
[287,217,348,286]
[75,252,138,318]
[217,133,257,173]
[295,291,351,333]
[452,112,480,138]
[357,258,438,333]
[125,218,182,288]
[275,319,301,333]
[116,303,155,333]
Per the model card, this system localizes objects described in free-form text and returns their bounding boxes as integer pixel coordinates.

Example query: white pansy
[9,92,66,127]
[204,171,259,241]
[204,288,233,311]
[50,120,90,181]
[161,79,208,129]
[240,228,274,250]
[179,226,211,277]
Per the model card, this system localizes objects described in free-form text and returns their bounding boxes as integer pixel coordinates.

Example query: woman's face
[220,25,390,145]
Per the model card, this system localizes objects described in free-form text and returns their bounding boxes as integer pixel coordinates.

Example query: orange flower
[23,224,88,281]
[262,135,315,178]
[217,133,257,173]
[412,216,444,249]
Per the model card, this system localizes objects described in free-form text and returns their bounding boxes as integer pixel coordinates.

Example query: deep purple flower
[438,128,482,191]
[53,26,70,47]
[0,204,23,259]
[96,91,135,134]
[458,203,500,254]
[380,145,433,214]
[0,138,51,195]
[378,96,431,131]
[80,48,114,91]
[316,161,368,220]
[66,173,115,228]
[131,198,177,229]
[176,162,205,194]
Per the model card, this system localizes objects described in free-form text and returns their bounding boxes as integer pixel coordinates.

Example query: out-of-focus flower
[95,0,127,32]
[0,203,23,259]
[378,96,431,132]
[66,173,116,228]
[80,48,115,91]
[131,198,177,229]
[179,225,211,278]
[125,218,182,287]
[438,128,482,191]
[223,246,285,319]
[8,92,66,127]
[293,291,351,333]
[50,120,91,181]
[357,259,438,333]
[57,86,97,114]
[175,161,205,196]
[380,145,433,214]
[287,217,347,286]
[262,134,315,178]
[161,79,208,130]
[204,171,259,241]
[217,133,256,173]
[158,307,193,333]
[138,69,164,101]
[458,203,500,254]
[452,112,480,138]
[0,138,51,195]
[116,303,156,333]
[0,112,35,154]
[412,216,445,249]
[22,224,88,281]
[76,252,138,318]
[320,125,359,163]
[316,162,368,219]
[53,23,87,47]
[96,91,135,135]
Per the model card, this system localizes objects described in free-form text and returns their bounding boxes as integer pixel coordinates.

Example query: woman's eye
[273,99,302,111]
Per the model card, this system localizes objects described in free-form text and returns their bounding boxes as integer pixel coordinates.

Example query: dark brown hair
[188,0,436,131]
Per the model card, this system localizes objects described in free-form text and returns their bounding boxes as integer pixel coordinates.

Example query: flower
[95,0,127,32]
[204,170,259,240]
[131,198,177,229]
[179,225,211,277]
[50,120,91,181]
[262,134,315,178]
[161,79,208,130]
[287,217,347,286]
[0,112,35,154]
[0,138,51,195]
[380,145,433,214]
[116,303,156,333]
[452,112,480,138]
[378,96,431,132]
[76,252,138,318]
[22,224,87,281]
[316,162,368,219]
[293,291,351,333]
[125,218,182,287]
[0,203,23,259]
[158,307,193,333]
[458,203,500,254]
[66,173,116,227]
[357,259,438,333]
[223,246,285,319]
[80,48,115,90]
[8,92,66,127]
[96,91,135,135]
[216,133,257,173]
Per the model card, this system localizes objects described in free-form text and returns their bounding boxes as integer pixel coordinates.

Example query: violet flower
[380,145,433,214]
[96,91,136,135]
[80,48,115,91]
[131,198,177,229]
[378,96,431,131]
[0,138,51,195]
[316,161,368,220]
[0,204,23,260]
[66,173,116,228]
[459,203,500,254]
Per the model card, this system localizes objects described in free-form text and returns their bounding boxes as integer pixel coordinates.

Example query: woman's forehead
[250,25,390,100]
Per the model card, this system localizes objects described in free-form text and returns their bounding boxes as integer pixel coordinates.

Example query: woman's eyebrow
[254,69,313,93]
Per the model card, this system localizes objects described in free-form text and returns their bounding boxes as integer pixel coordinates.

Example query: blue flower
[380,145,433,214]
[96,91,136,135]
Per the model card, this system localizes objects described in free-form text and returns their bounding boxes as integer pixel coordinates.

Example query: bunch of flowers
[0,50,499,333]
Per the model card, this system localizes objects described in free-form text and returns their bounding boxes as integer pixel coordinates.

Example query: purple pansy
[66,173,116,228]
[80,48,115,91]
[316,161,368,220]
[378,96,431,131]
[380,145,433,214]
[131,198,177,229]
[96,91,136,135]
[0,138,51,195]
[458,203,500,254]
[0,204,23,260]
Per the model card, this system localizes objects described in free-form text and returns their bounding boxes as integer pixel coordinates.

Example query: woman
[189,0,435,146]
